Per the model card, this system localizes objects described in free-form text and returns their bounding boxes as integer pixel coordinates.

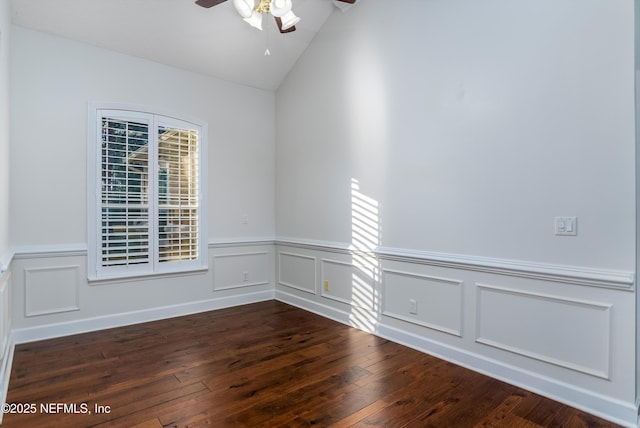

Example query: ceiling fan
[195,0,357,34]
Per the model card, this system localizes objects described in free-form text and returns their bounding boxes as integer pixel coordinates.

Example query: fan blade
[275,16,296,33]
[195,0,227,8]
[335,0,356,3]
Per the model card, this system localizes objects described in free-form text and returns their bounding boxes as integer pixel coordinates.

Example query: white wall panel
[11,244,275,340]
[0,272,9,356]
[276,0,635,271]
[10,27,275,248]
[0,269,9,426]
[25,265,80,317]
[212,251,269,290]
[476,284,611,379]
[276,241,637,426]
[321,258,366,306]
[321,256,380,333]
[0,0,10,262]
[382,269,462,337]
[278,252,316,294]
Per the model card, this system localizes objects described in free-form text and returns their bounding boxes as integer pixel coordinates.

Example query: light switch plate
[555,216,577,236]
[409,299,417,315]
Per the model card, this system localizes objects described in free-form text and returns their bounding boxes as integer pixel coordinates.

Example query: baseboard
[12,290,275,345]
[0,337,15,424]
[275,289,639,428]
[276,289,354,328]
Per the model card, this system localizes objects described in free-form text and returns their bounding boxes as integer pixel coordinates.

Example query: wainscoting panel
[13,242,275,342]
[278,252,316,294]
[321,258,354,305]
[0,272,9,356]
[476,284,612,379]
[6,240,637,427]
[382,269,463,337]
[25,265,80,317]
[0,270,11,426]
[321,258,377,311]
[275,239,637,426]
[212,251,269,290]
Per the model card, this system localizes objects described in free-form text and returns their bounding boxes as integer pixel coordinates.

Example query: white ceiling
[10,0,344,91]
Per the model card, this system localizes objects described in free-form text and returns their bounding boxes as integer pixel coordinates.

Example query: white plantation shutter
[101,117,151,269]
[157,124,200,264]
[88,105,206,280]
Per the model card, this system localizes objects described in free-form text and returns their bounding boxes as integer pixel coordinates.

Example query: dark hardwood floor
[2,301,621,427]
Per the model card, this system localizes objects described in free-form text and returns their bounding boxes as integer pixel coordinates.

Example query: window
[88,105,207,280]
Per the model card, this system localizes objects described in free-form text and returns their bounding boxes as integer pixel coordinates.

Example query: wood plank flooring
[2,301,621,427]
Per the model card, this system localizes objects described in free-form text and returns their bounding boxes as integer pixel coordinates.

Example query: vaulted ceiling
[10,0,348,91]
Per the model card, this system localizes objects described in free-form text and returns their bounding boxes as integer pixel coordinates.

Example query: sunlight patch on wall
[349,178,380,332]
[343,25,388,331]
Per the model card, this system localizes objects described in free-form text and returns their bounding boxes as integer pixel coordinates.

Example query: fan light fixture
[232,0,299,32]
[195,0,357,34]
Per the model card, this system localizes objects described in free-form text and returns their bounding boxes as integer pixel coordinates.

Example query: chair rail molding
[381,246,633,291]
[276,237,634,290]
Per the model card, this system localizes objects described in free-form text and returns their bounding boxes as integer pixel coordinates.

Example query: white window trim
[87,102,208,282]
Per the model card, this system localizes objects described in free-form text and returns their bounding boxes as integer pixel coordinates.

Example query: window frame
[87,103,208,281]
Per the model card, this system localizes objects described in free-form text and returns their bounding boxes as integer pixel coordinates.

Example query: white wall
[276,0,635,272]
[0,0,11,416]
[10,26,275,248]
[275,0,637,425]
[0,0,9,266]
[8,27,276,333]
[635,0,640,411]
[3,1,638,426]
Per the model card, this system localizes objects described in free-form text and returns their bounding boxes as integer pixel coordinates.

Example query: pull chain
[264,15,271,56]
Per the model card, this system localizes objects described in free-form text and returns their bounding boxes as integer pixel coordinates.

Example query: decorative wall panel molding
[24,265,80,317]
[6,239,636,427]
[382,269,463,337]
[13,290,275,345]
[278,252,316,294]
[0,273,9,356]
[212,251,269,290]
[476,284,611,379]
[321,258,376,309]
